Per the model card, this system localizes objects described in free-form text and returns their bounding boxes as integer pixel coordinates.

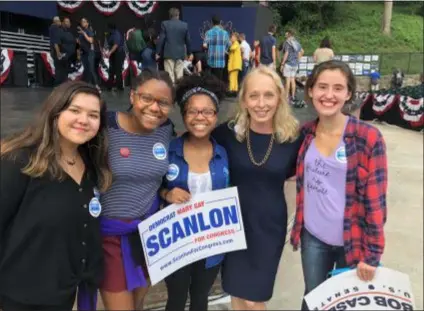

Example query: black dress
[212,122,303,302]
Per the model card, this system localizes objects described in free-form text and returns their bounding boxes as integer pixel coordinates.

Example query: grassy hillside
[292,2,423,54]
[275,2,423,74]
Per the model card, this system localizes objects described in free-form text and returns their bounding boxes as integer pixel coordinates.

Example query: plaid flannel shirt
[290,116,388,267]
[204,26,230,68]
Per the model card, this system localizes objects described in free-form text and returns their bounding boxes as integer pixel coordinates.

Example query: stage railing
[0,30,50,80]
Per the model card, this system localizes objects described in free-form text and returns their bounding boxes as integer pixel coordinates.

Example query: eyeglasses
[184,109,217,118]
[134,92,173,112]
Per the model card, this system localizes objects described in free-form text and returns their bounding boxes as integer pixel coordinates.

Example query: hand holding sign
[305,267,415,310]
[165,187,191,204]
[138,187,247,285]
[357,261,377,282]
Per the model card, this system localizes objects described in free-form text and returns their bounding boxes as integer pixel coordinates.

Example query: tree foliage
[269,1,345,34]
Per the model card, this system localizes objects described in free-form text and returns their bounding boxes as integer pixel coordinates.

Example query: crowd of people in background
[48,9,340,106]
[49,15,126,93]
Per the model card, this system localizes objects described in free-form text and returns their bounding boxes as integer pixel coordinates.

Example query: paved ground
[1,87,422,310]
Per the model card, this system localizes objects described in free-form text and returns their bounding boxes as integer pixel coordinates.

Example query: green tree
[269,1,342,34]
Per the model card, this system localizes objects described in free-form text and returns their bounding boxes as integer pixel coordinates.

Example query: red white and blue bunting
[39,52,141,85]
[97,55,130,82]
[0,48,14,85]
[57,0,157,17]
[92,1,121,16]
[399,96,423,126]
[372,94,397,114]
[126,1,158,17]
[360,91,424,128]
[40,52,84,81]
[57,0,85,13]
[130,60,142,77]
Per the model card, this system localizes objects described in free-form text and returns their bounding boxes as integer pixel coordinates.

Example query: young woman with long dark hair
[0,81,112,311]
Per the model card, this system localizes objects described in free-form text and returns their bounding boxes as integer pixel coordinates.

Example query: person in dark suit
[49,16,64,86]
[105,23,125,91]
[156,8,193,84]
[50,17,76,86]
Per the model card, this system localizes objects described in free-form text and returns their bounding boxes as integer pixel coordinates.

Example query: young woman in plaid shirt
[290,60,388,310]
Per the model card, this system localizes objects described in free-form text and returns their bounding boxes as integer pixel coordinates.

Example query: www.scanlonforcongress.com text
[160,239,234,271]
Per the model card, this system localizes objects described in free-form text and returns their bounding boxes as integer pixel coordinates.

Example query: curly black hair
[175,72,226,115]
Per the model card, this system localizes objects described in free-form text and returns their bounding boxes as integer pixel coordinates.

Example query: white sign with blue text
[305,267,415,310]
[138,187,247,285]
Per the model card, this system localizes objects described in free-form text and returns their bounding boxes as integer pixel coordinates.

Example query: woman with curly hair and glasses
[0,81,112,311]
[160,72,228,311]
[212,66,303,310]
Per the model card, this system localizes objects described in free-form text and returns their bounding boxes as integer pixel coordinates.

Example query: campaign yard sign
[305,267,416,310]
[138,187,247,285]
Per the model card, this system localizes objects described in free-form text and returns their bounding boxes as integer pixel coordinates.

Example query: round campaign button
[335,146,347,163]
[89,197,102,218]
[152,143,167,160]
[166,164,180,181]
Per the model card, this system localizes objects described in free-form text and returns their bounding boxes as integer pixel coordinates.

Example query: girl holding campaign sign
[0,81,111,310]
[290,60,388,310]
[160,72,228,311]
[212,66,303,310]
[98,69,176,310]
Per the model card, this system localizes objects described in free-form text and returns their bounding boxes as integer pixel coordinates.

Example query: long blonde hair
[1,81,113,192]
[230,66,299,143]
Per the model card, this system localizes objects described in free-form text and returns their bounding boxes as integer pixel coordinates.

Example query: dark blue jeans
[300,229,348,310]
[81,50,99,86]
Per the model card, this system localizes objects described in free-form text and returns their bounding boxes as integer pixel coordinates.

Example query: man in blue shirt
[203,15,230,82]
[280,28,304,104]
[259,24,277,69]
[105,23,125,91]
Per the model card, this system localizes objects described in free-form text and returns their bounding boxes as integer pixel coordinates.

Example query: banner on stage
[138,187,246,285]
[305,267,416,310]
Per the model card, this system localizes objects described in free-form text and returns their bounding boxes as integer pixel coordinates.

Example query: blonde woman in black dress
[212,66,303,310]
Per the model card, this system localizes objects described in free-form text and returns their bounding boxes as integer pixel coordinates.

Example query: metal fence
[379,52,423,75]
[297,52,423,77]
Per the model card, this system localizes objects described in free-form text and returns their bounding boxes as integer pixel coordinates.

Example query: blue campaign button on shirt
[335,146,347,164]
[89,197,102,218]
[166,163,180,181]
[152,143,167,160]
